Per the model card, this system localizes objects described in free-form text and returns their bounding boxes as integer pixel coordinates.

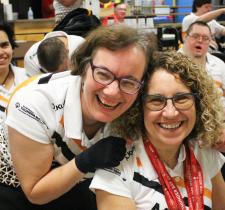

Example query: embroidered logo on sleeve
[15,102,48,129]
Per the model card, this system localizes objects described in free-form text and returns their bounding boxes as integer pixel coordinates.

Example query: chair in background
[159,27,181,51]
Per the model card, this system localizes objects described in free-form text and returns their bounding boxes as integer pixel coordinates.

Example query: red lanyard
[144,140,204,210]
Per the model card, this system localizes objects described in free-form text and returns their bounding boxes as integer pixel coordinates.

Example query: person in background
[6,25,155,210]
[42,0,55,18]
[101,1,127,26]
[24,30,84,76]
[179,20,225,181]
[53,0,83,23]
[30,0,42,18]
[53,0,100,24]
[37,37,69,73]
[0,21,40,210]
[179,21,225,111]
[90,51,225,210]
[182,0,225,52]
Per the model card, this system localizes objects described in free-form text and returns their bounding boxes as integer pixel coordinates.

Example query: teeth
[101,99,116,107]
[97,96,119,109]
[160,123,181,129]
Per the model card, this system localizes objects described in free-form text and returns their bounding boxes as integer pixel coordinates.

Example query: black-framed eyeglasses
[187,33,211,43]
[143,92,197,111]
[90,59,143,95]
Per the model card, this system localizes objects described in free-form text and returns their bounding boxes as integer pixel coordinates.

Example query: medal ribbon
[144,140,204,210]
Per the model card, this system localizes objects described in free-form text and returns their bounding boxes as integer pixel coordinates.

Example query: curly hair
[110,51,225,147]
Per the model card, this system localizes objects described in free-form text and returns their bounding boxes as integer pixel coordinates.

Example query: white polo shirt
[90,138,225,210]
[6,71,109,178]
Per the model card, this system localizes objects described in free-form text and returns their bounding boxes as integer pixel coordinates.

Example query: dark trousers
[0,179,96,210]
[0,183,41,210]
[39,179,97,210]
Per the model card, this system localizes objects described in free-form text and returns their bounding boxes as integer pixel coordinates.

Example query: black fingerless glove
[75,136,126,173]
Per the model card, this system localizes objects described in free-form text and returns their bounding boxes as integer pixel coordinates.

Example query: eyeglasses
[187,33,211,43]
[143,93,197,111]
[90,59,143,94]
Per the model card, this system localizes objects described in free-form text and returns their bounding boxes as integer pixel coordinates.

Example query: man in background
[37,37,68,73]
[179,21,225,109]
[179,20,225,179]
[24,31,84,76]
[102,1,127,26]
[182,0,225,52]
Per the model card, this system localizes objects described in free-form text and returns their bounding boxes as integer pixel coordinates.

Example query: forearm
[197,8,225,23]
[57,0,79,7]
[23,159,85,204]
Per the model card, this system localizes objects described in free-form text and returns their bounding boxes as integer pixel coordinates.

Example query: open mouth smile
[159,122,183,130]
[96,95,121,110]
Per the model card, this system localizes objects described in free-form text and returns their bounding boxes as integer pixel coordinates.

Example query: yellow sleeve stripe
[0,95,9,103]
[6,75,40,113]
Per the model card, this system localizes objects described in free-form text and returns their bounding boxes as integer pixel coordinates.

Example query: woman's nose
[162,100,179,118]
[103,80,120,96]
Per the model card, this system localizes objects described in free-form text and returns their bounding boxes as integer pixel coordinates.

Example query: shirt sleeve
[90,165,133,199]
[182,14,198,32]
[211,20,225,38]
[6,87,55,144]
[196,145,225,179]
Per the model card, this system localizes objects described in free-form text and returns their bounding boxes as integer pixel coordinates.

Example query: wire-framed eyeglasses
[90,59,143,95]
[187,33,211,43]
[143,92,197,111]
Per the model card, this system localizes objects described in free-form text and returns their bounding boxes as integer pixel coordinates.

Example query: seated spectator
[52,7,101,37]
[182,0,225,52]
[101,1,127,26]
[90,51,225,209]
[24,31,84,76]
[53,0,100,24]
[179,21,225,111]
[0,21,40,210]
[53,0,83,23]
[37,37,69,73]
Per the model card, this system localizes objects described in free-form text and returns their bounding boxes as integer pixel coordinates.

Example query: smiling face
[143,69,196,150]
[184,24,211,58]
[0,30,13,72]
[81,46,146,126]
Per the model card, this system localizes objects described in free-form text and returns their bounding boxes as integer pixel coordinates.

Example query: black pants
[0,179,96,210]
[39,179,97,210]
[0,183,41,210]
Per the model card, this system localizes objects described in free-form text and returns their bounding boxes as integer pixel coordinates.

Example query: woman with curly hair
[90,51,225,210]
